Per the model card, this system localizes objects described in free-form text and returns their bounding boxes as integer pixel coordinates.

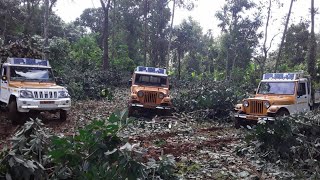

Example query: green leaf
[108,113,119,123]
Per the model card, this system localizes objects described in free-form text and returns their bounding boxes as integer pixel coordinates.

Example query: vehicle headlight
[20,90,33,98]
[264,101,271,108]
[58,91,70,98]
[158,93,165,99]
[137,91,144,97]
[243,100,249,107]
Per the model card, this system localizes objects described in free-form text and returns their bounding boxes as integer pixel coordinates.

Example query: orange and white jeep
[234,72,320,128]
[128,66,172,115]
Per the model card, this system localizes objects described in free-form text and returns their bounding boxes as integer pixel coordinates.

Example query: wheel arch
[276,107,290,115]
[8,95,17,104]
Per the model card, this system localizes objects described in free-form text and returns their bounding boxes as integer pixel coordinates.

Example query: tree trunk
[1,12,8,44]
[261,0,272,77]
[308,0,317,105]
[178,50,181,80]
[143,0,148,66]
[166,0,176,69]
[101,0,112,70]
[43,0,49,60]
[274,0,294,72]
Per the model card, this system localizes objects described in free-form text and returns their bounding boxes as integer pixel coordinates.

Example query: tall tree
[274,0,294,72]
[0,0,23,43]
[260,0,272,76]
[308,0,317,104]
[172,17,203,79]
[23,0,41,36]
[43,0,57,59]
[166,0,194,69]
[100,0,112,70]
[143,0,149,66]
[216,0,262,81]
[283,22,309,68]
[148,0,171,67]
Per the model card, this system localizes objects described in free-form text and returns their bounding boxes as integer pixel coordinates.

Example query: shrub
[0,110,178,179]
[172,79,247,120]
[250,111,320,177]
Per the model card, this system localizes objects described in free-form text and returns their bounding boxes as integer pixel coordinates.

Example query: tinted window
[298,83,306,95]
[134,74,167,87]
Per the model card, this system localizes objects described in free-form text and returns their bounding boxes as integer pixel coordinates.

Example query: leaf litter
[0,88,295,179]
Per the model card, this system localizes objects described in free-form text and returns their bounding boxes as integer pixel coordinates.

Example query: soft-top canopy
[135,66,166,75]
[5,57,50,67]
[263,72,306,81]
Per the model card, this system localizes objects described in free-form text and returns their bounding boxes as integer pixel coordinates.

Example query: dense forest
[0,0,320,179]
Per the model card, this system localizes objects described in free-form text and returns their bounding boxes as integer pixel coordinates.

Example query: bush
[0,110,177,179]
[57,59,130,100]
[250,111,320,177]
[172,79,247,120]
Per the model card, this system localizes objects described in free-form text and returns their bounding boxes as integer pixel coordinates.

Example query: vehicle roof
[134,71,168,77]
[4,57,51,68]
[3,63,52,68]
[260,78,307,82]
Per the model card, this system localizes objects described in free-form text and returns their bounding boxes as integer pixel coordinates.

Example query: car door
[296,81,309,113]
[0,66,10,103]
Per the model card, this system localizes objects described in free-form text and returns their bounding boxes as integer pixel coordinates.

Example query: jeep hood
[248,95,295,105]
[9,81,65,89]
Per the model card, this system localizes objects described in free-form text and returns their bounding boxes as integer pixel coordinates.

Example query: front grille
[249,100,264,114]
[144,91,157,104]
[33,91,58,99]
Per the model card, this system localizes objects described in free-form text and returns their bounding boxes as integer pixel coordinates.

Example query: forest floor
[0,88,294,179]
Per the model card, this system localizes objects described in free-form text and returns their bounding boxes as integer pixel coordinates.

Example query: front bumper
[17,98,71,112]
[130,103,171,110]
[234,113,275,121]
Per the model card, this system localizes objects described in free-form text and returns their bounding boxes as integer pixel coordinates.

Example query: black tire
[8,99,23,125]
[234,117,243,129]
[128,106,133,117]
[276,109,289,117]
[60,110,67,121]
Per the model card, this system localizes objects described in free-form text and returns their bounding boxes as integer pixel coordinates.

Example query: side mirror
[55,77,64,85]
[1,75,7,81]
[169,85,172,90]
[128,79,132,86]
[253,88,258,94]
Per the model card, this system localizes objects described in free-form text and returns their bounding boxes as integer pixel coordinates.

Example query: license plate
[40,101,54,104]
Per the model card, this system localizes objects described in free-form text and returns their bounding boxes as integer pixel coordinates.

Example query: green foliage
[173,79,247,120]
[177,161,200,175]
[60,60,129,100]
[49,109,148,179]
[283,22,310,68]
[215,0,262,80]
[250,112,320,177]
[254,118,296,158]
[0,119,50,180]
[0,110,177,179]
[70,34,103,64]
[111,45,135,71]
[49,36,72,72]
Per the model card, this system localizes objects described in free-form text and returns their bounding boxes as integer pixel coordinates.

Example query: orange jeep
[128,66,172,115]
[234,72,320,128]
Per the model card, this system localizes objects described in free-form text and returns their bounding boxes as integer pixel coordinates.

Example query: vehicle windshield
[258,82,295,95]
[10,66,54,82]
[134,74,167,87]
